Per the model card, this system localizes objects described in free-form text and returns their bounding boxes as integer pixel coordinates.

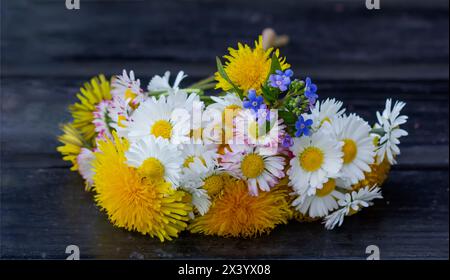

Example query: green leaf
[266,53,282,81]
[216,57,244,99]
[261,84,276,103]
[278,110,297,125]
[278,110,298,136]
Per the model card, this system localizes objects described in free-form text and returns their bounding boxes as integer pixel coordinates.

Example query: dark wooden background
[1,0,448,259]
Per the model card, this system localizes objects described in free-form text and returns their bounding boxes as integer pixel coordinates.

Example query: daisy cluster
[58,36,408,240]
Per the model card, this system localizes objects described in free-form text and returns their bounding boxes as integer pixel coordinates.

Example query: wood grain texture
[0,0,448,259]
[2,0,448,78]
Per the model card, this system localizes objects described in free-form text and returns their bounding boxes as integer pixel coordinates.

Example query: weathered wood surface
[1,0,448,259]
[2,0,449,79]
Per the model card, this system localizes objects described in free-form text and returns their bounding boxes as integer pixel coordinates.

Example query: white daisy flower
[180,159,215,216]
[111,69,145,106]
[323,114,375,184]
[77,148,96,190]
[166,89,202,115]
[292,178,345,218]
[287,130,344,196]
[125,136,183,188]
[147,70,202,113]
[179,143,218,171]
[147,71,187,94]
[323,186,383,230]
[375,99,408,165]
[182,158,225,194]
[234,109,285,154]
[309,98,346,130]
[220,144,286,196]
[126,95,191,144]
[202,92,243,144]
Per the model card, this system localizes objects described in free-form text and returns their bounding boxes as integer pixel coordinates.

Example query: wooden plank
[2,0,448,78]
[3,61,449,80]
[1,168,448,259]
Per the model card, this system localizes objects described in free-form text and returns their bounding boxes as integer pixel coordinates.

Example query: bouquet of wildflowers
[58,36,408,241]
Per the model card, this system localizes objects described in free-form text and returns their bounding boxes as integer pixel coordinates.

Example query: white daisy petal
[375,99,408,165]
[323,186,383,230]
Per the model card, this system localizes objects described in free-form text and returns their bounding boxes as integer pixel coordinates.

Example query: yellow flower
[215,36,290,94]
[272,177,319,223]
[351,157,391,191]
[69,75,111,144]
[189,175,291,238]
[92,133,192,241]
[202,173,227,198]
[57,123,89,171]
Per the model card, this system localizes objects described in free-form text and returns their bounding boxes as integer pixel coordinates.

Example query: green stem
[184,88,204,95]
[194,83,216,91]
[370,128,386,136]
[189,75,215,89]
[273,91,294,109]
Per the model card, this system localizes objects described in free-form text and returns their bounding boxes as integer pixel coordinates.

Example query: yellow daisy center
[203,174,224,197]
[124,88,137,101]
[299,147,324,172]
[137,157,165,181]
[316,179,336,197]
[342,139,358,164]
[151,120,172,139]
[241,153,265,178]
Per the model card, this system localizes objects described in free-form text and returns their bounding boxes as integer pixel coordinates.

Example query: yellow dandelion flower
[189,176,292,238]
[57,123,90,171]
[215,36,290,94]
[272,176,319,223]
[70,75,112,144]
[352,157,391,191]
[92,133,192,242]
